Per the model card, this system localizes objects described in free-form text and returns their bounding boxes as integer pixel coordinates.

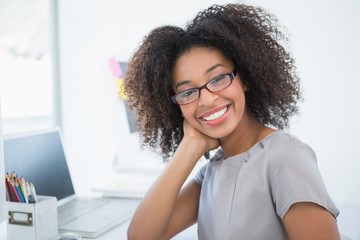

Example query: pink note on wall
[109,56,123,78]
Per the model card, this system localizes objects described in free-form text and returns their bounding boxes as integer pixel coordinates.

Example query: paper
[92,172,159,199]
[115,78,127,100]
[108,56,123,78]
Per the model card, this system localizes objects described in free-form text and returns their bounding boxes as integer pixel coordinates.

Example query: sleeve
[193,163,207,186]
[269,140,339,220]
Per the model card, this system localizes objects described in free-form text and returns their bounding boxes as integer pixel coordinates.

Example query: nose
[197,88,218,106]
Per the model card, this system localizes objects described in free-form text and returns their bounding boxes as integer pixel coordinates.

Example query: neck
[220,111,275,158]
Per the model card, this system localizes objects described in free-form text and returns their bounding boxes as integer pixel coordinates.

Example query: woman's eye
[181,89,197,98]
[210,75,226,85]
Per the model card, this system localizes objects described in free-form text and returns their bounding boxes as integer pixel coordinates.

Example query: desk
[0,170,199,240]
[0,219,198,240]
[87,203,360,240]
[79,220,197,240]
[1,204,358,240]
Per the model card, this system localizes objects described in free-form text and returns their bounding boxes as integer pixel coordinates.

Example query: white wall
[58,0,360,205]
[0,96,5,223]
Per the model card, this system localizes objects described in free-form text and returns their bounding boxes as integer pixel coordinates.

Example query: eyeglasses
[171,69,237,105]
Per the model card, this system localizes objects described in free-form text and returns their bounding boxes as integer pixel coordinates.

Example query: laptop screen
[4,129,75,201]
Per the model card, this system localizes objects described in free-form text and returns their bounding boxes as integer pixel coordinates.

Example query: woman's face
[172,47,248,139]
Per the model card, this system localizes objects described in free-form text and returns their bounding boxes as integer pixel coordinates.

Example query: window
[0,0,59,135]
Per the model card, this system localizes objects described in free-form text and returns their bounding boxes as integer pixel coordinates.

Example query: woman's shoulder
[262,130,313,152]
[262,131,317,169]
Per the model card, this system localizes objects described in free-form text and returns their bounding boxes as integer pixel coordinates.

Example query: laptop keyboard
[58,198,111,225]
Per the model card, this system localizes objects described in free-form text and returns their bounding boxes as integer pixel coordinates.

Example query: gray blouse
[194,131,339,240]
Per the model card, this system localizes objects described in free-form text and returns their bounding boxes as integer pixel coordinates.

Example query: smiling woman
[124,4,340,240]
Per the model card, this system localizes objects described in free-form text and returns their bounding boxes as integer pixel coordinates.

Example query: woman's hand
[182,119,220,155]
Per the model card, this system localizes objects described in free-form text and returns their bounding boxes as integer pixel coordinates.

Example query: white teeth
[203,107,227,121]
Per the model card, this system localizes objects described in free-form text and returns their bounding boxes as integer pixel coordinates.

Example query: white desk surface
[0,219,198,240]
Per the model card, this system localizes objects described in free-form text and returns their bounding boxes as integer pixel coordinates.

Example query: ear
[242,82,249,92]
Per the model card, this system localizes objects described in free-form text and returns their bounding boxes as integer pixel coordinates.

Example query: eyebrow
[174,63,225,90]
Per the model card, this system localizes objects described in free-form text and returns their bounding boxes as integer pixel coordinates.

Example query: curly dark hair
[124,3,302,161]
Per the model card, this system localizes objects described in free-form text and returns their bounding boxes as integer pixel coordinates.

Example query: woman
[124,4,340,240]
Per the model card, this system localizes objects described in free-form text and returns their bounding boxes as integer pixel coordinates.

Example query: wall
[58,0,360,205]
[0,97,5,223]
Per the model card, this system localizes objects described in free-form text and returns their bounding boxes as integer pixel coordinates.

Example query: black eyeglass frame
[171,69,238,105]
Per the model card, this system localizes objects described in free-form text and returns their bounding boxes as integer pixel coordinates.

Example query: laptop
[4,128,140,238]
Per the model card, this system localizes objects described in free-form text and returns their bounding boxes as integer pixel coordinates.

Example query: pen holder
[6,195,58,240]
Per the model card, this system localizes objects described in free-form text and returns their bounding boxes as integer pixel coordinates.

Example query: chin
[203,127,233,140]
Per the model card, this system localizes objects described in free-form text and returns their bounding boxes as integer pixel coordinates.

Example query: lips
[200,105,228,122]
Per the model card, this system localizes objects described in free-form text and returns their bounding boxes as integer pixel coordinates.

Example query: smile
[202,106,228,121]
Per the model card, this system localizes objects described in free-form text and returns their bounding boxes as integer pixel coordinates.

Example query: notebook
[3,128,140,238]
